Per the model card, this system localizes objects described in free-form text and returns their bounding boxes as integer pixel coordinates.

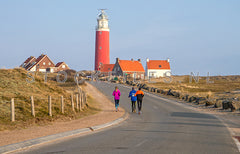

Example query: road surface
[18,81,239,154]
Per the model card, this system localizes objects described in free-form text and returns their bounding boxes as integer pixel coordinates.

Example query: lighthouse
[95,9,110,71]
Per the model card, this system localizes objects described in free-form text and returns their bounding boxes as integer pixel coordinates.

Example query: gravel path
[0,83,124,146]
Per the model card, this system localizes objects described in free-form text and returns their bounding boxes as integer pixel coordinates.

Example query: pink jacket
[112,89,121,100]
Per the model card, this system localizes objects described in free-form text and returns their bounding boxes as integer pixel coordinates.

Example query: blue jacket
[129,90,137,101]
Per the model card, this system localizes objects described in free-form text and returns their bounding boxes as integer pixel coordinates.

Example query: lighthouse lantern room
[95,9,110,71]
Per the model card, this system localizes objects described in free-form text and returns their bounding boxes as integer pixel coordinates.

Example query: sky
[0,0,239,75]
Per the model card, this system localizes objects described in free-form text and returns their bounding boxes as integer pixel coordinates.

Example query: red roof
[55,62,64,67]
[99,64,114,72]
[35,54,45,64]
[23,56,36,64]
[118,60,145,72]
[28,54,55,70]
[27,54,45,70]
[21,56,36,68]
[147,60,170,69]
[25,62,35,70]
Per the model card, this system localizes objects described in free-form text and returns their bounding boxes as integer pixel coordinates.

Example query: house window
[100,31,102,34]
[43,62,45,65]
[108,68,110,70]
[159,65,162,68]
[99,46,102,50]
[62,65,65,68]
[48,62,51,65]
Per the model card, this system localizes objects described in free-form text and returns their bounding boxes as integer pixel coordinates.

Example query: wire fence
[0,88,87,122]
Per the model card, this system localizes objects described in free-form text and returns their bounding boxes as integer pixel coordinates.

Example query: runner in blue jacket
[128,87,137,112]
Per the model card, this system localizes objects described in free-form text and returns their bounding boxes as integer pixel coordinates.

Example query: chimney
[138,59,141,63]
[116,58,119,63]
[146,58,149,62]
[131,58,133,61]
[167,58,170,62]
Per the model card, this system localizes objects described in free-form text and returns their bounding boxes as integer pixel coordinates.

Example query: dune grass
[146,75,240,98]
[0,68,100,131]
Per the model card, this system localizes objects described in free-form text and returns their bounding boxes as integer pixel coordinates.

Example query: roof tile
[119,60,145,72]
[55,62,64,67]
[100,64,114,72]
[147,60,170,69]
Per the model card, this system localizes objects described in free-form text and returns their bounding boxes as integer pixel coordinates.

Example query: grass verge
[0,68,101,131]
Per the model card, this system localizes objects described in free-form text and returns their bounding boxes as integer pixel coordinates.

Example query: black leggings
[131,101,136,112]
[137,100,142,112]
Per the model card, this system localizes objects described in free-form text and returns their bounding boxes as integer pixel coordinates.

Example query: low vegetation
[147,75,240,97]
[0,68,100,131]
[125,75,240,112]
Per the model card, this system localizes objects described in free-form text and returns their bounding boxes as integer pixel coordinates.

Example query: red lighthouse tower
[95,9,110,71]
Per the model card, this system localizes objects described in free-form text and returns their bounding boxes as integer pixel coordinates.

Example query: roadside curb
[91,112,128,131]
[0,112,128,154]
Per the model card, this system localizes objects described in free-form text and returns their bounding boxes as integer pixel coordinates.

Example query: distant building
[20,54,70,73]
[27,54,55,72]
[112,58,145,79]
[95,9,110,70]
[55,62,70,72]
[20,56,36,69]
[99,63,114,76]
[145,58,171,78]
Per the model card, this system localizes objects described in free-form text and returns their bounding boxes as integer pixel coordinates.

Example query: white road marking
[233,138,240,152]
[135,139,148,147]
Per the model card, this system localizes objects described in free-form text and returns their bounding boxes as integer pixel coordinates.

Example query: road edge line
[0,128,90,154]
[91,111,128,131]
[233,138,240,152]
[0,100,128,154]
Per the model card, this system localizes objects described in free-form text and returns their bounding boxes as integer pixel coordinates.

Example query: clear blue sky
[0,0,239,75]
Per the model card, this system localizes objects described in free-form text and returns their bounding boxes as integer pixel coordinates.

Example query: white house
[145,58,171,78]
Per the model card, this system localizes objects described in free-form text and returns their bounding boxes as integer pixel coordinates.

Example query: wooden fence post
[61,96,64,114]
[76,94,79,111]
[83,92,85,107]
[11,98,15,122]
[48,96,52,116]
[82,92,85,106]
[84,92,86,107]
[85,92,87,105]
[79,92,82,111]
[30,96,35,117]
[81,92,84,109]
[71,94,74,111]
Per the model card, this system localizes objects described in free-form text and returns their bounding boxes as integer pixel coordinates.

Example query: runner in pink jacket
[112,86,121,112]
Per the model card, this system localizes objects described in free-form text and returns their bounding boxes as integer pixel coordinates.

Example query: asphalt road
[18,81,239,154]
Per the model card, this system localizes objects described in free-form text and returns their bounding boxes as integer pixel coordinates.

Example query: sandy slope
[0,83,125,146]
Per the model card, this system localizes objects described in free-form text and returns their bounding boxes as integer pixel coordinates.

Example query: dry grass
[0,68,100,131]
[146,75,240,99]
